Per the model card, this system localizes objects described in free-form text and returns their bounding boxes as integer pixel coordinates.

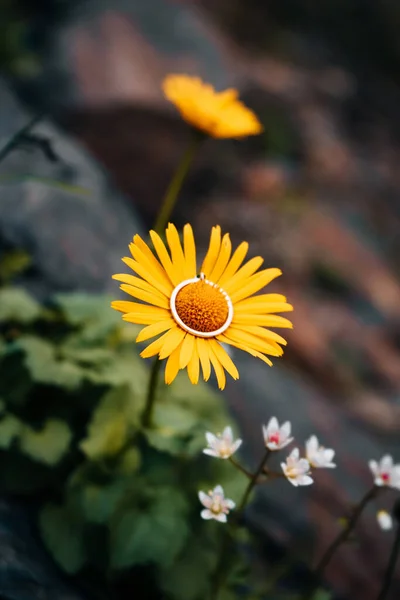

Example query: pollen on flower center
[170,275,233,337]
[269,433,280,444]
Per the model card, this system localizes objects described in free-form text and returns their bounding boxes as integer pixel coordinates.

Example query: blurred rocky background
[2,0,400,599]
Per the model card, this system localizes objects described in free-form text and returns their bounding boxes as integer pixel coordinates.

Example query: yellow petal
[123,311,169,325]
[166,223,186,281]
[200,226,221,277]
[196,337,211,381]
[209,233,232,283]
[112,300,169,317]
[187,346,200,384]
[158,327,186,360]
[217,241,248,286]
[119,284,169,309]
[208,345,226,390]
[223,256,264,294]
[179,333,195,368]
[244,325,287,346]
[128,244,172,297]
[140,332,171,358]
[232,314,293,328]
[235,300,294,314]
[209,339,239,380]
[113,273,167,298]
[223,327,283,356]
[149,230,181,286]
[217,334,273,367]
[165,346,181,385]
[136,319,175,343]
[230,269,282,303]
[132,235,173,294]
[122,255,171,298]
[183,223,197,279]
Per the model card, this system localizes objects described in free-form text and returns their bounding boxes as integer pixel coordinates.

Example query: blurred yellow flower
[162,74,263,139]
[112,224,292,389]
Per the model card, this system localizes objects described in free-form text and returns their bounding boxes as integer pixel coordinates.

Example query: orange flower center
[170,275,233,337]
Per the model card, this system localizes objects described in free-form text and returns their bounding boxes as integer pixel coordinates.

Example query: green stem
[0,113,44,164]
[153,133,202,234]
[211,449,272,600]
[141,134,202,428]
[236,449,271,517]
[228,456,256,480]
[377,519,400,600]
[301,486,378,600]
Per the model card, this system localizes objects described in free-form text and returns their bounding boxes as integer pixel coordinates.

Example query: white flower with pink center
[281,448,313,487]
[369,455,400,490]
[305,435,336,469]
[262,417,293,451]
[203,426,242,459]
[377,510,393,531]
[198,485,235,522]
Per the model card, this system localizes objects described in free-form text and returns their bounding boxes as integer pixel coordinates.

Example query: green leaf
[19,419,72,465]
[14,336,85,390]
[0,414,22,449]
[116,447,141,475]
[79,386,137,460]
[312,591,332,600]
[0,251,31,283]
[39,503,86,573]
[160,534,218,600]
[0,287,40,323]
[110,486,189,569]
[54,293,118,327]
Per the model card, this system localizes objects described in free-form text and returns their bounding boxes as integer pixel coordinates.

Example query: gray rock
[0,78,143,299]
[0,499,87,600]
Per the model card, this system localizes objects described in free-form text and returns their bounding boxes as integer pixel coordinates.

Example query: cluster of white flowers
[198,419,337,521]
[199,422,400,526]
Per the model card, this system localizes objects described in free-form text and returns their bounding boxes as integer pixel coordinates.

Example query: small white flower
[281,448,313,487]
[305,435,336,469]
[377,510,393,531]
[262,417,294,451]
[369,455,400,490]
[203,426,242,459]
[198,485,235,523]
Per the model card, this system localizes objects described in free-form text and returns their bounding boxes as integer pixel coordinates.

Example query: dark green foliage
[0,286,249,599]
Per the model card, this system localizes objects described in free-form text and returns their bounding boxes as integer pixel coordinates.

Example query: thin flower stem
[376,520,400,600]
[153,133,202,234]
[236,448,271,516]
[141,133,202,428]
[211,449,272,600]
[228,456,256,480]
[301,485,378,600]
[0,113,44,164]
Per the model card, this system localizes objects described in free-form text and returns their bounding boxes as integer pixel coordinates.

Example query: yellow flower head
[112,224,293,389]
[163,75,263,139]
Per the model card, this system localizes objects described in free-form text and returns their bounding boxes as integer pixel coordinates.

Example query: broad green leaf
[0,287,40,323]
[110,486,189,569]
[40,503,86,573]
[0,251,31,283]
[116,447,141,475]
[19,419,72,465]
[0,414,22,449]
[160,534,218,600]
[80,386,136,460]
[54,293,118,327]
[14,336,85,390]
[78,480,131,524]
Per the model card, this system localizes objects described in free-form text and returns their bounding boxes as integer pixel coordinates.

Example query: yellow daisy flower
[112,224,293,390]
[162,74,263,139]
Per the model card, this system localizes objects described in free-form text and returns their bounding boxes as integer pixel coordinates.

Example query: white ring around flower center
[170,275,234,338]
